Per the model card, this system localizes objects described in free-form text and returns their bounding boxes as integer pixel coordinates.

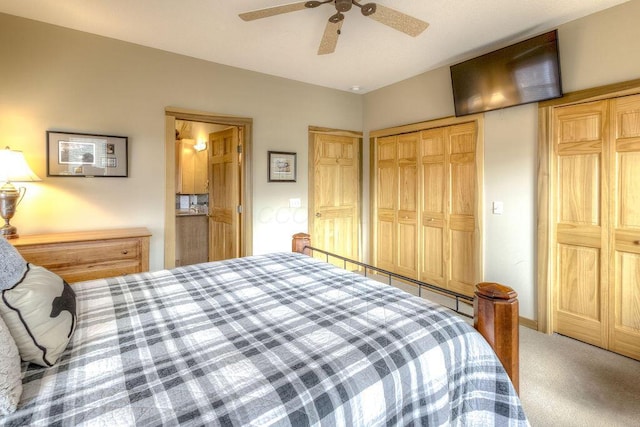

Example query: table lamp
[0,146,41,239]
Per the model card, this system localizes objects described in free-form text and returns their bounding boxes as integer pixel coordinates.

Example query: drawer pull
[634,240,640,245]
[122,250,129,254]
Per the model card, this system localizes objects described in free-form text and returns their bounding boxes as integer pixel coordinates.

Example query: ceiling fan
[239,0,429,55]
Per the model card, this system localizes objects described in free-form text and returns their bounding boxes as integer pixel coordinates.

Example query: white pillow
[0,314,22,415]
[0,264,77,367]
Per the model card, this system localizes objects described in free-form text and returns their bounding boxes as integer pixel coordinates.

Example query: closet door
[610,95,640,360]
[376,136,397,272]
[375,133,419,276]
[420,128,447,288]
[552,101,609,348]
[447,122,479,296]
[396,133,419,278]
[373,120,481,296]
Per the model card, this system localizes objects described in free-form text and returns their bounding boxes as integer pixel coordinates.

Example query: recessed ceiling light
[350,85,361,92]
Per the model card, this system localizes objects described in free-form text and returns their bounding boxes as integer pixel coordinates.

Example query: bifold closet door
[610,95,640,360]
[420,128,447,289]
[446,123,479,296]
[396,133,419,278]
[419,122,478,296]
[552,100,609,348]
[375,133,419,277]
[376,136,397,272]
[552,95,640,360]
[374,120,480,297]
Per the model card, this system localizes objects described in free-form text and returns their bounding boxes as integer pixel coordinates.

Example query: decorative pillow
[0,237,27,291]
[0,314,22,415]
[0,264,77,367]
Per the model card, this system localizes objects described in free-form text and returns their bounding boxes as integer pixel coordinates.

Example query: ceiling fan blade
[239,1,310,21]
[365,4,428,37]
[318,18,343,55]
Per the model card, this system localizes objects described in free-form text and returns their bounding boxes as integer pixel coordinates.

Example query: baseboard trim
[520,317,538,330]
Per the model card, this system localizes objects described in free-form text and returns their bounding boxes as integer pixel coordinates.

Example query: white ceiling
[0,0,630,93]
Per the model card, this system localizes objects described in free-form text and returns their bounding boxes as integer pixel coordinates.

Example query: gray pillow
[0,238,27,291]
[0,314,22,414]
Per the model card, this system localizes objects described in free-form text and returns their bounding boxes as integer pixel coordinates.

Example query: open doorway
[164,108,253,269]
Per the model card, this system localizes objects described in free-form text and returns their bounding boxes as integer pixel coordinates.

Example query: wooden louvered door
[551,94,640,360]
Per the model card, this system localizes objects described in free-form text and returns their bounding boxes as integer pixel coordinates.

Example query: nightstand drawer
[43,258,143,283]
[10,228,151,283]
[18,239,141,268]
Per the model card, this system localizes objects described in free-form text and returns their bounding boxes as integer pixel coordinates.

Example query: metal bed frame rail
[303,245,474,318]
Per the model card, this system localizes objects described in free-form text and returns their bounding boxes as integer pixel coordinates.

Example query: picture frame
[46,131,128,177]
[268,151,297,182]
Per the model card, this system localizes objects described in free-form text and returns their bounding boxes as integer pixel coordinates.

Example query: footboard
[292,232,519,393]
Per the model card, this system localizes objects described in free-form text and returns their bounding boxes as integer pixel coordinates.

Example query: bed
[1,234,528,426]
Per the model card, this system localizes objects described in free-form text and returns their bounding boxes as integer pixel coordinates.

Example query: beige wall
[363,0,640,319]
[2,1,639,317]
[0,13,363,270]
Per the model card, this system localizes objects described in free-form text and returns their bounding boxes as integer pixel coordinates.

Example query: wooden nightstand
[9,227,151,283]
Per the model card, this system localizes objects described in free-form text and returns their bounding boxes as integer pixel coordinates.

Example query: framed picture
[268,151,297,182]
[46,131,128,177]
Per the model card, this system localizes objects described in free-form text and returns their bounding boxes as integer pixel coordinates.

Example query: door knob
[315,212,322,217]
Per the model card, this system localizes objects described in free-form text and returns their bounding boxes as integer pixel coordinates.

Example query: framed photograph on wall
[46,131,128,177]
[268,151,296,182]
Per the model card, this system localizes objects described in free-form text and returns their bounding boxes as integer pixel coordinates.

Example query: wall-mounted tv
[450,30,562,116]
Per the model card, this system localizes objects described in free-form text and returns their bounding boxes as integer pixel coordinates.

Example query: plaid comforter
[3,252,528,426]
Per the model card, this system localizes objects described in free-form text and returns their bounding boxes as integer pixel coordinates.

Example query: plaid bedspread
[3,252,528,426]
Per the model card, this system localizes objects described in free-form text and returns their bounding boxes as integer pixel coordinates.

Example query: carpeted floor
[519,327,640,426]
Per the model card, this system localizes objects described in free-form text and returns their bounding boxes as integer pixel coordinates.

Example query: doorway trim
[164,107,253,268]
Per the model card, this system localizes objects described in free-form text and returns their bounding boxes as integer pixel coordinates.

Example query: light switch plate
[492,201,504,215]
[289,198,301,208]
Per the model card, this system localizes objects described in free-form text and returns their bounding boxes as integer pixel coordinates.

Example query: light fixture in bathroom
[194,138,207,152]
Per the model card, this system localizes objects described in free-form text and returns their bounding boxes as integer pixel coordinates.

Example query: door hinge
[237,205,243,214]
[237,144,242,154]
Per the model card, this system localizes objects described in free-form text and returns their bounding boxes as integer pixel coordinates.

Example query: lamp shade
[0,146,41,183]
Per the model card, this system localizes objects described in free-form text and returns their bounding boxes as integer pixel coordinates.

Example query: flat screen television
[450,30,562,116]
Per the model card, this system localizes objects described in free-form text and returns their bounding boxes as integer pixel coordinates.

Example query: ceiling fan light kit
[239,0,428,55]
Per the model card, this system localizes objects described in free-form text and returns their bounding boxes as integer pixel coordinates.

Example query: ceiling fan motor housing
[335,0,353,12]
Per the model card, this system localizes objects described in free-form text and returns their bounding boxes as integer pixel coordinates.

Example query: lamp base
[0,224,18,239]
[0,182,20,240]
